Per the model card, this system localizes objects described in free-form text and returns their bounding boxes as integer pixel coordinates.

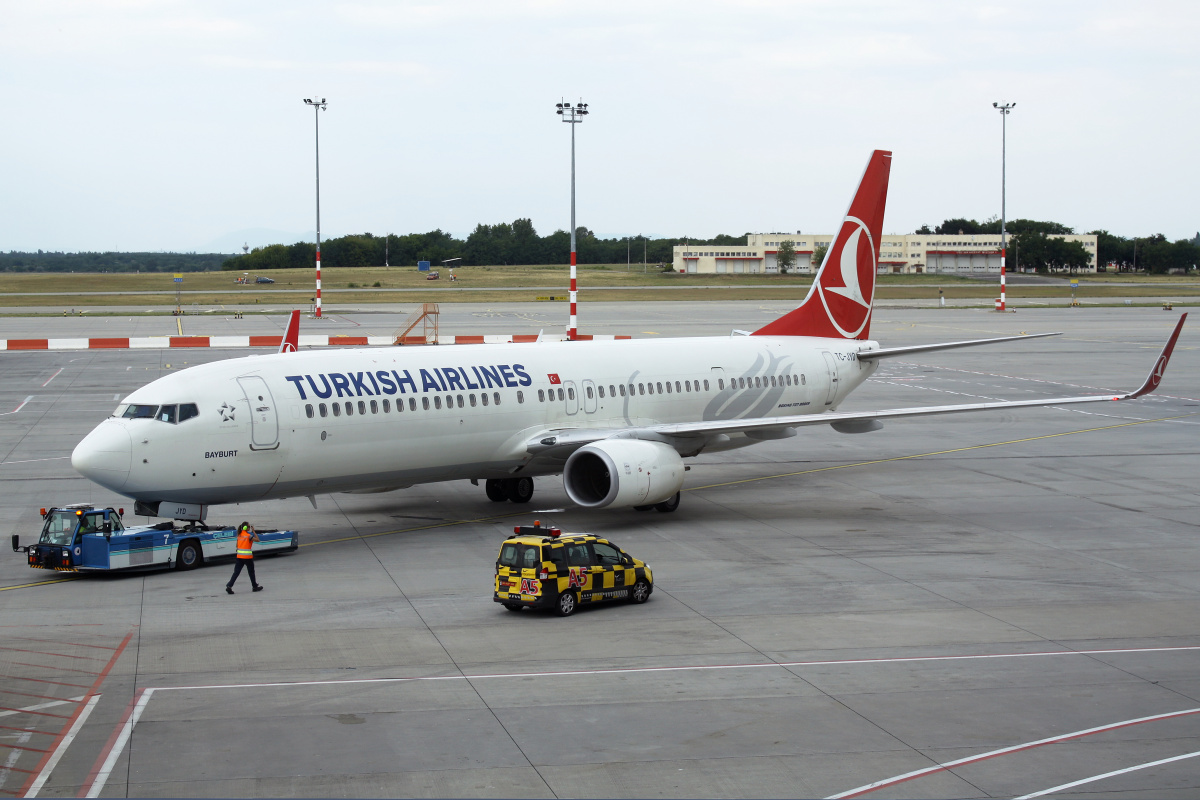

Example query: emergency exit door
[237,375,279,450]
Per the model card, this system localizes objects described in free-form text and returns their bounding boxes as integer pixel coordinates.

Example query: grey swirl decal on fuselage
[703,351,794,421]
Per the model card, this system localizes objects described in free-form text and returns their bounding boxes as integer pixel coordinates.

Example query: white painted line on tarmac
[0,695,84,718]
[40,369,63,387]
[1014,749,1200,799]
[83,689,153,799]
[0,457,71,467]
[23,694,100,798]
[0,397,34,416]
[826,708,1200,799]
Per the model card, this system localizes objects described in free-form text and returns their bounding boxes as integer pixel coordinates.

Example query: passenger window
[409,397,417,411]
[157,405,177,423]
[422,397,430,410]
[801,374,806,385]
[675,381,681,393]
[664,383,671,394]
[358,401,367,415]
[598,386,605,398]
[332,404,341,417]
[517,391,524,403]
[566,543,593,567]
[647,383,654,395]
[370,400,378,414]
[610,384,617,396]
[656,382,663,393]
[382,399,390,413]
[593,542,622,566]
[704,380,710,391]
[456,394,464,408]
[557,388,564,401]
[493,392,501,405]
[319,403,328,417]
[481,393,489,406]
[538,389,545,402]
[628,384,634,396]
[568,387,575,400]
[305,404,314,419]
[346,402,354,416]
[434,397,442,409]
[620,384,626,397]
[638,383,644,395]
[178,403,199,422]
[586,386,593,399]
[470,394,477,407]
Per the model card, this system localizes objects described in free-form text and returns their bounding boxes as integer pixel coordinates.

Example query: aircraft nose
[72,422,132,490]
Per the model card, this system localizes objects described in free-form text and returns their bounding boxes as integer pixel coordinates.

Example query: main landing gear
[485,477,534,504]
[634,491,681,513]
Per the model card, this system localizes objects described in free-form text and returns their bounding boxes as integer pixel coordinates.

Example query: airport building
[672,232,1099,275]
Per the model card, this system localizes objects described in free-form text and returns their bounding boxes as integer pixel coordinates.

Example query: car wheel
[654,492,681,513]
[555,590,578,617]
[630,579,651,604]
[506,477,534,504]
[176,539,201,571]
[503,602,523,612]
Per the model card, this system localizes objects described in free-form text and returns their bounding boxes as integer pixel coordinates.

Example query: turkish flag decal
[547,373,562,384]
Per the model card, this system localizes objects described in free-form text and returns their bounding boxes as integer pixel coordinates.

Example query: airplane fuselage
[73,335,879,506]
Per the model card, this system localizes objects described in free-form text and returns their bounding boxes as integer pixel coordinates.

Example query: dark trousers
[227,559,257,588]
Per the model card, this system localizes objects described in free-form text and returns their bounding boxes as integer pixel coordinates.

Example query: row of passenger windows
[302,373,807,420]
[305,391,506,419]
[114,403,200,424]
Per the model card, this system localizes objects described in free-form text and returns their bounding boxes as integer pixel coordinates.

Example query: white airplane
[72,150,1187,520]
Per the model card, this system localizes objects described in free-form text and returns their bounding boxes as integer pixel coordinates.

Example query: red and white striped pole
[304,96,328,319]
[315,246,322,318]
[557,99,588,340]
[999,247,1006,311]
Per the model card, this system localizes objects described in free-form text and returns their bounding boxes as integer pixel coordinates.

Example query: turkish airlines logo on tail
[817,216,876,339]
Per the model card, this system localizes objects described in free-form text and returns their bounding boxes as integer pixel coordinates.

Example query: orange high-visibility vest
[236,530,254,559]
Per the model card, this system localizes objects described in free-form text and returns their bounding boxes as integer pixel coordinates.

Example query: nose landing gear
[484,477,534,504]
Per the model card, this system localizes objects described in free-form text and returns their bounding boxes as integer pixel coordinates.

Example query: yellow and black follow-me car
[494,523,653,616]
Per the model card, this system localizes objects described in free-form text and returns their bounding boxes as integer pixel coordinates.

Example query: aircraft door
[563,380,580,415]
[582,380,598,414]
[237,375,280,450]
[821,352,840,406]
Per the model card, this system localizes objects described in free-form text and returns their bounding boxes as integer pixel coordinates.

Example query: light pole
[304,96,328,318]
[993,101,1015,311]
[556,99,588,339]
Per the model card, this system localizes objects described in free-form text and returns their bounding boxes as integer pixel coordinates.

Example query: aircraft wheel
[633,505,654,512]
[505,477,534,504]
[484,479,508,502]
[654,492,681,513]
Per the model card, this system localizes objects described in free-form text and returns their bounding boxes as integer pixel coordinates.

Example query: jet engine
[563,439,685,509]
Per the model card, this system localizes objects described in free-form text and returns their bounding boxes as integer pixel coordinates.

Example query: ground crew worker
[225,522,263,594]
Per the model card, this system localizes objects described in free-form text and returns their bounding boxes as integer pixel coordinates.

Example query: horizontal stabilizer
[857,332,1060,360]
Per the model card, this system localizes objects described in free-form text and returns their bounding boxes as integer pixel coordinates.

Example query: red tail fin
[753,150,891,339]
[278,310,300,354]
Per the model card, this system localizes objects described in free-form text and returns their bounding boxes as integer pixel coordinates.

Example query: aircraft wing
[527,314,1187,455]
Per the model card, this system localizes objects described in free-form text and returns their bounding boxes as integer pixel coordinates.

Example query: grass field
[0,266,1196,309]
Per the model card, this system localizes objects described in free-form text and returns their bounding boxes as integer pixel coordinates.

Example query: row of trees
[0,251,226,273]
[220,221,704,272]
[918,217,1199,274]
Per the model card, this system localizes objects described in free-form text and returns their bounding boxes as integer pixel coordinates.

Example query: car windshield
[39,510,79,546]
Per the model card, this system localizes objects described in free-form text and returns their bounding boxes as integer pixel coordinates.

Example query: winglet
[1125,313,1187,399]
[278,310,301,354]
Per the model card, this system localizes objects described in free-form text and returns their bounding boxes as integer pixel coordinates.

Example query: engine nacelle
[563,439,685,509]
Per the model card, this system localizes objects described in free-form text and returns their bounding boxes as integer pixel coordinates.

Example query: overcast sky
[3,0,1197,253]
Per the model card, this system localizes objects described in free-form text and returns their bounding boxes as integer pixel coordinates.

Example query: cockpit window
[122,404,158,419]
[113,404,128,417]
[178,403,199,423]
[157,405,177,423]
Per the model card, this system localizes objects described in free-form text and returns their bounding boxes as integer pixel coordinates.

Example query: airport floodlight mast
[304,96,328,318]
[994,101,1015,311]
[556,99,588,340]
